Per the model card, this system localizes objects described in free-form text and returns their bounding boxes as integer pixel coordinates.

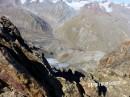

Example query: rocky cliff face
[0,16,88,97]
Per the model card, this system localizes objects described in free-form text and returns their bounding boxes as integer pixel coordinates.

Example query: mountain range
[0,0,130,68]
[0,0,130,97]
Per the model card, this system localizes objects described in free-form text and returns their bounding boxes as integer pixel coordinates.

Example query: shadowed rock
[52,68,85,97]
[0,16,64,97]
[0,16,90,97]
[0,16,32,52]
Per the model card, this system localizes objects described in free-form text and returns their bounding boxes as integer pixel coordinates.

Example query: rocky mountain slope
[0,16,86,97]
[0,5,55,52]
[0,16,130,97]
[55,6,130,51]
[50,3,130,69]
[0,1,130,97]
[0,0,130,76]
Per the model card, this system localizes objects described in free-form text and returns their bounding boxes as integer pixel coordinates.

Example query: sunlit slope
[0,6,54,46]
[55,8,130,52]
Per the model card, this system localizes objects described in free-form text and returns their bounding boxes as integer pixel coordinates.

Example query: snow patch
[52,0,60,3]
[47,58,59,65]
[122,3,130,9]
[21,0,44,3]
[20,0,27,4]
[39,0,44,3]
[47,58,69,68]
[20,0,130,12]
[63,0,90,10]
[99,1,112,13]
[30,0,37,3]
[62,0,113,12]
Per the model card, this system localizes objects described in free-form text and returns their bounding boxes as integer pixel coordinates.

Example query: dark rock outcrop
[0,16,87,97]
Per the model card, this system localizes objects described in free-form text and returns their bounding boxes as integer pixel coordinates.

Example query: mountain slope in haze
[55,4,130,52]
[0,6,54,49]
[0,1,130,71]
[44,3,130,70]
[22,0,75,26]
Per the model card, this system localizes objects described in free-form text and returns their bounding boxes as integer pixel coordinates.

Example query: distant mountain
[0,0,130,68]
[0,6,53,47]
[0,0,130,25]
[22,0,75,24]
[18,0,130,12]
[55,3,130,53]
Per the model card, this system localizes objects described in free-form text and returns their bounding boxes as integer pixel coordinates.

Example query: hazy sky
[111,0,130,3]
[95,0,130,4]
[111,0,130,4]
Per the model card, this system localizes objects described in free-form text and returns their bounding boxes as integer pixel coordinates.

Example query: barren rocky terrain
[0,0,130,97]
